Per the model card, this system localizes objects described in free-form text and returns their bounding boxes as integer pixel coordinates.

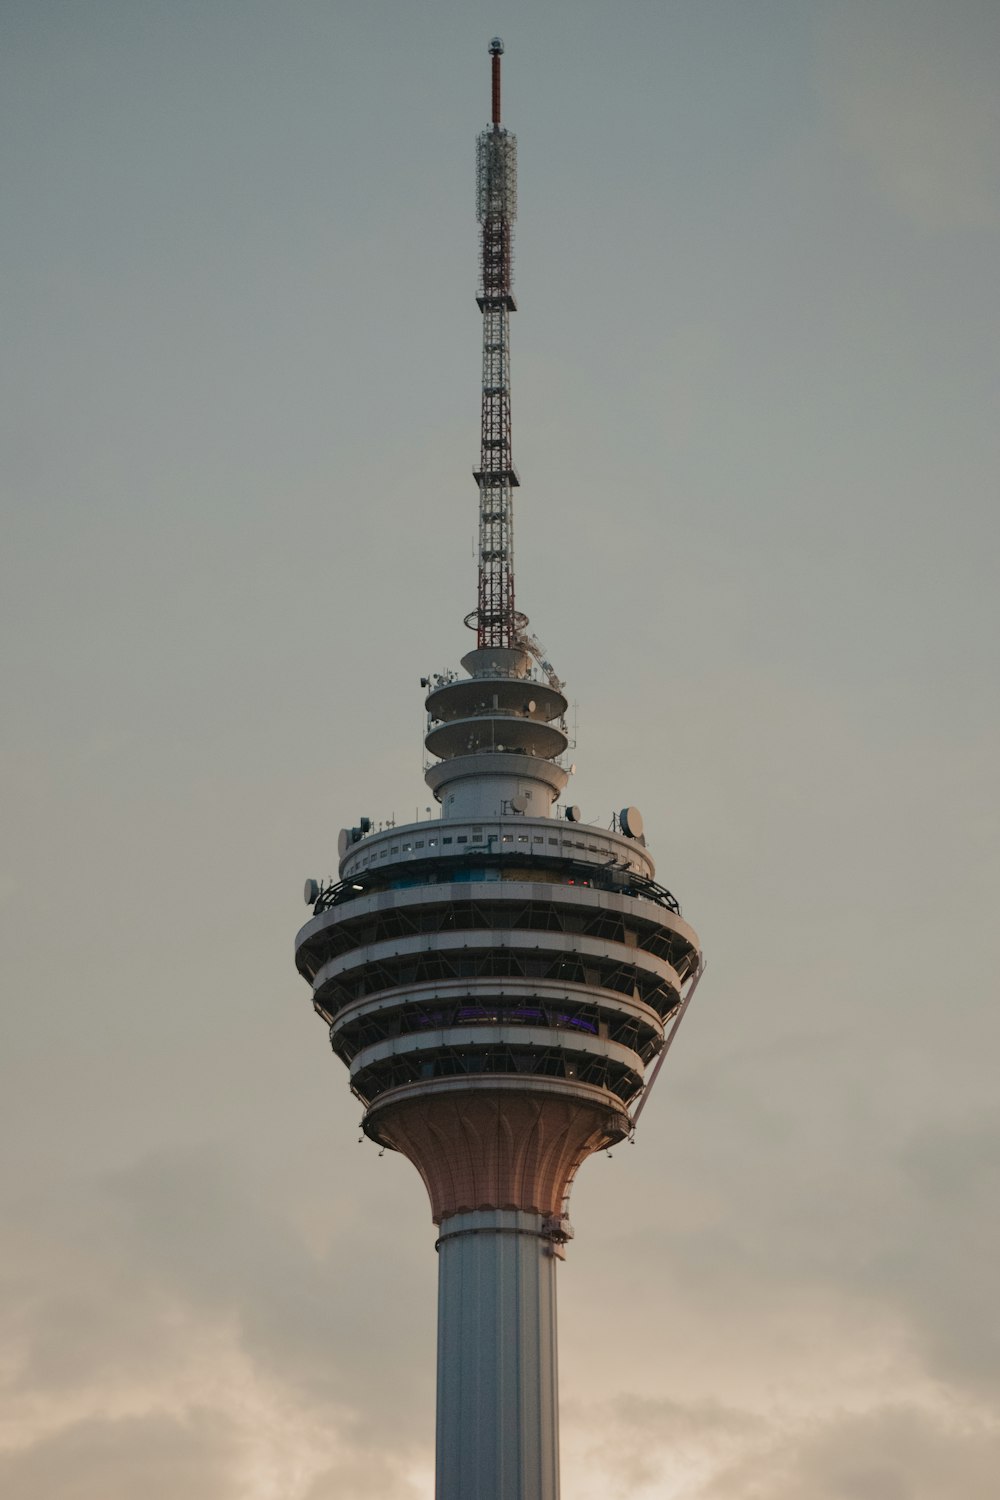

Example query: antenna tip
[489,36,504,56]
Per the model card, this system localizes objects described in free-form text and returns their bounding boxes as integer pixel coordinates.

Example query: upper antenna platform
[489,37,504,55]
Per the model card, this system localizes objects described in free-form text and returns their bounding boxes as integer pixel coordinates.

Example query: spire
[471,39,523,651]
[490,34,502,125]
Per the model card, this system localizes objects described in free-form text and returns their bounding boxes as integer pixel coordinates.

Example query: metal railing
[310,855,681,918]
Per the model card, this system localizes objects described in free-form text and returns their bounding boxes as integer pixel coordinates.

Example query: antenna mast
[471,37,524,650]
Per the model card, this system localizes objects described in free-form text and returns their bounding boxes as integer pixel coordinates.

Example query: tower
[295,39,703,1500]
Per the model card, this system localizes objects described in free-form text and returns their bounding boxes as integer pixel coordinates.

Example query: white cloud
[0,1151,434,1500]
[706,1402,1000,1500]
[0,1412,241,1500]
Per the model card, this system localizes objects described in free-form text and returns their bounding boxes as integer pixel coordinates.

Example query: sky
[1,1,998,1495]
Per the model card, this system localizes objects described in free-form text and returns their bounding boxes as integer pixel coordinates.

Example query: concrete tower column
[436,1210,559,1500]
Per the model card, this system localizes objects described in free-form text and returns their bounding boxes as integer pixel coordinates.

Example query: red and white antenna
[469,38,525,651]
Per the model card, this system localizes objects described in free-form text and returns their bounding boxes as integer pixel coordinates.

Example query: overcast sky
[2,2,998,1496]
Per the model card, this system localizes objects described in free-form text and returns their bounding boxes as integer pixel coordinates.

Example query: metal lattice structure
[473,39,524,650]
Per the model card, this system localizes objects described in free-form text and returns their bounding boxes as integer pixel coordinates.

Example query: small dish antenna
[303,878,319,905]
[511,793,528,813]
[620,806,644,839]
[337,828,350,859]
[565,805,582,822]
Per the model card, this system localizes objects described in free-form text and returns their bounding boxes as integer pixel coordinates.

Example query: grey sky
[2,2,998,1496]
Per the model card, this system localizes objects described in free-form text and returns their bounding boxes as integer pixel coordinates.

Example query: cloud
[818,1,1000,229]
[853,1110,1000,1394]
[0,1412,240,1500]
[567,1393,764,1498]
[556,1092,1000,1500]
[563,1392,1000,1500]
[705,1403,1000,1500]
[303,1454,429,1500]
[0,1147,434,1499]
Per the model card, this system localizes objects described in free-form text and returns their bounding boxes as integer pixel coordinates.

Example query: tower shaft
[437,1211,558,1500]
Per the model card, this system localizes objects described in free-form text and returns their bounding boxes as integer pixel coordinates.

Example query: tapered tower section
[294,39,702,1500]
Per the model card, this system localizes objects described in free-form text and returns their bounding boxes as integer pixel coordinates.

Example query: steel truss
[474,124,520,648]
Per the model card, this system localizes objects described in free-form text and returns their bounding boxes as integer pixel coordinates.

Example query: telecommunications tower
[295,39,703,1500]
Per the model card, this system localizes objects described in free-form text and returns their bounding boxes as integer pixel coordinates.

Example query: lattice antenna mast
[472,38,524,651]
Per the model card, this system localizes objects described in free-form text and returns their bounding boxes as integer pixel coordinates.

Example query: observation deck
[296,815,700,1222]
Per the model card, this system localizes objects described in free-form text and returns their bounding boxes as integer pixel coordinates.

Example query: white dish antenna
[303,878,319,905]
[620,806,644,839]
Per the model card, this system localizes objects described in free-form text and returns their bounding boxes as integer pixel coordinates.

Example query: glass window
[443,837,453,845]
[457,835,468,844]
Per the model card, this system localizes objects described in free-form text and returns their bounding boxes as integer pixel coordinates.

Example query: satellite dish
[568,763,577,776]
[304,878,319,905]
[511,794,528,813]
[620,806,644,839]
[565,805,582,822]
[525,700,536,714]
[337,828,350,859]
